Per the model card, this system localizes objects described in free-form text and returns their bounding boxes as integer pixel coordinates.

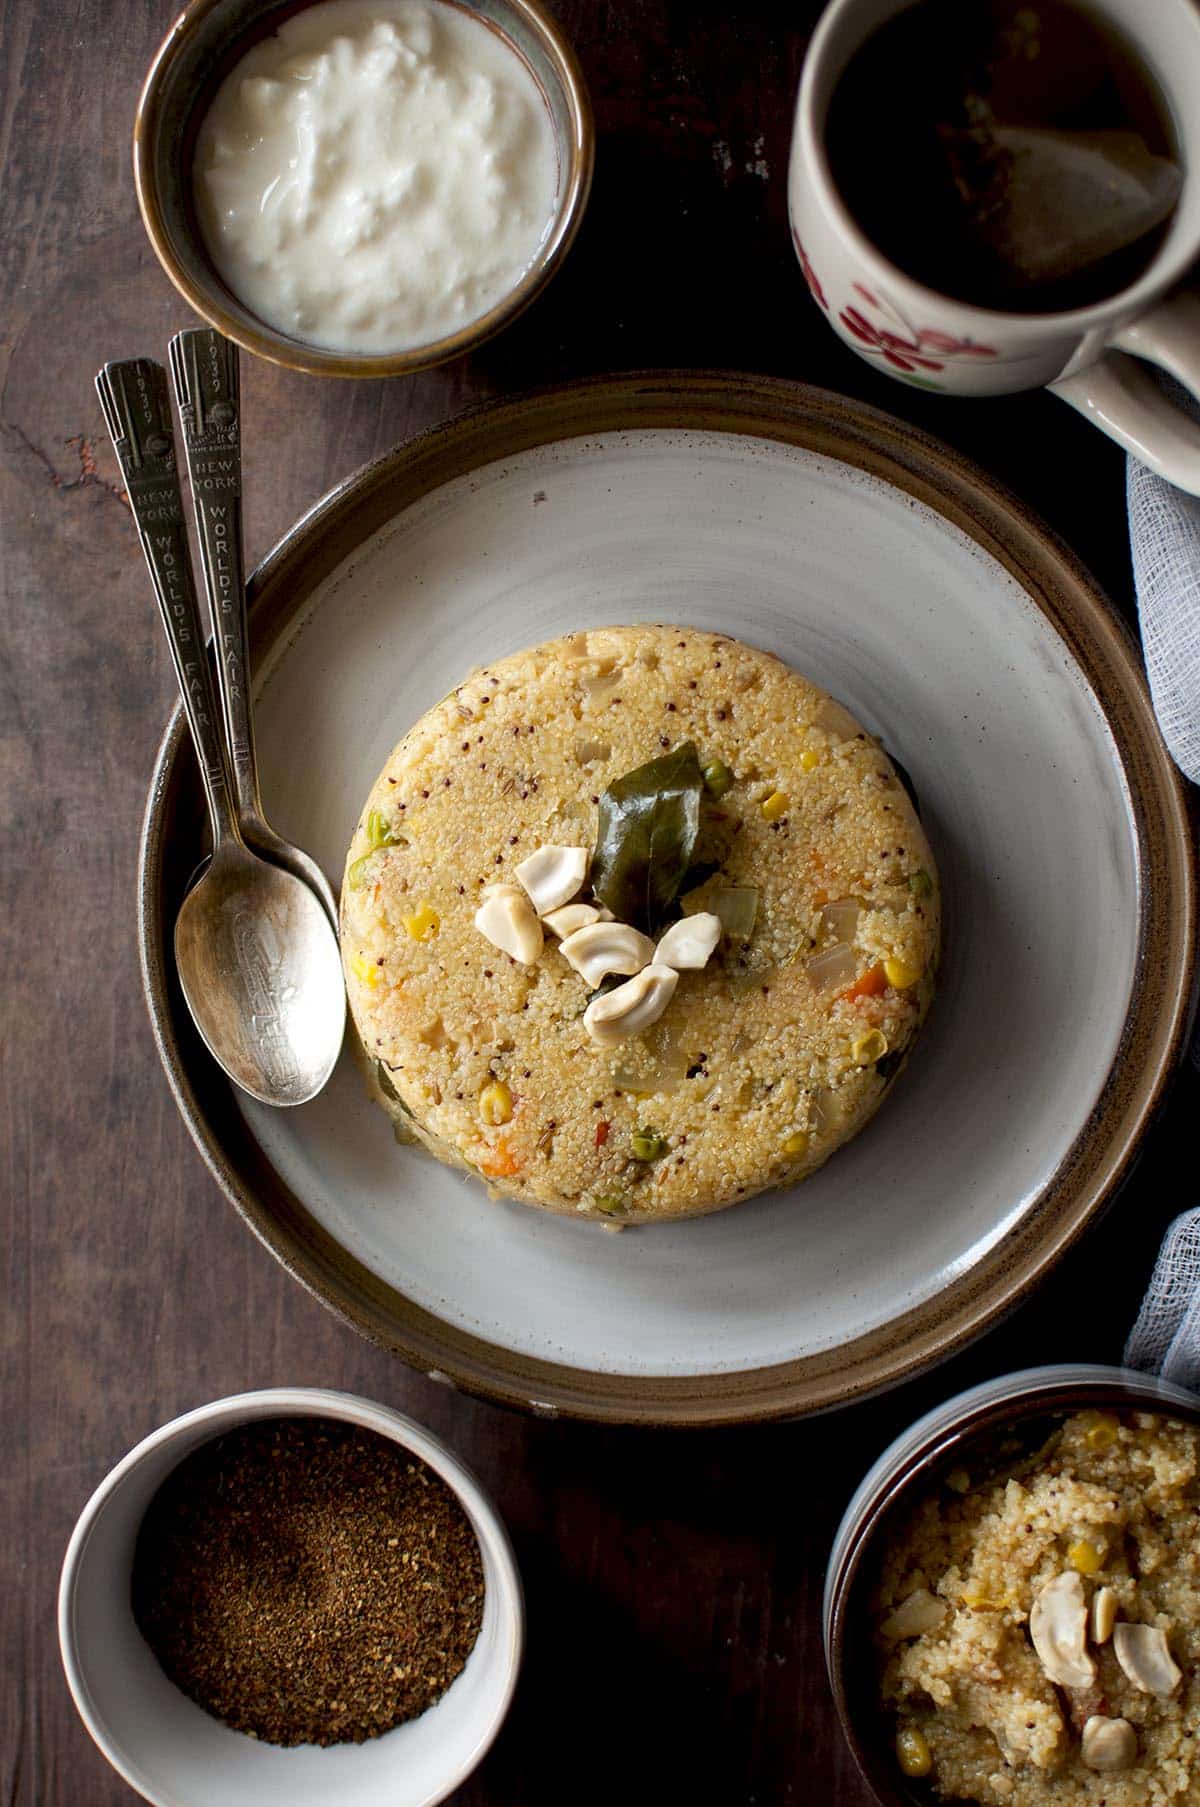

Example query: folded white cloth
[1127,441,1200,786]
[1125,1209,1200,1389]
[1122,448,1199,1386]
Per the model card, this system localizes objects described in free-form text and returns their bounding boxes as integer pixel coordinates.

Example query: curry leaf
[681,858,722,892]
[886,747,921,820]
[376,1061,413,1116]
[590,742,704,935]
[587,972,627,1003]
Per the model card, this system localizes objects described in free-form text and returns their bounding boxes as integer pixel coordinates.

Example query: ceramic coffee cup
[789,0,1200,494]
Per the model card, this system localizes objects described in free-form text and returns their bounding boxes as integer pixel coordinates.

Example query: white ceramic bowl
[58,1388,524,1807]
[138,378,1196,1424]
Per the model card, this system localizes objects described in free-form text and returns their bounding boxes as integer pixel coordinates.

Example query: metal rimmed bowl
[133,0,593,377]
[137,373,1196,1426]
[823,1363,1200,1807]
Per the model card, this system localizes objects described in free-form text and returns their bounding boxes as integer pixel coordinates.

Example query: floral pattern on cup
[841,285,998,387]
[793,231,829,311]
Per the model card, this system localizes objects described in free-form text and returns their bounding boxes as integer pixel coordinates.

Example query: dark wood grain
[1,2,1195,1802]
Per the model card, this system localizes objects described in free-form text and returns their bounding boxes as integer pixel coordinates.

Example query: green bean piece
[702,758,733,799]
[631,1127,668,1162]
[366,808,401,850]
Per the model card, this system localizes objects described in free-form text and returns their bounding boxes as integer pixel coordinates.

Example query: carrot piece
[595,1120,611,1148]
[479,1137,521,1178]
[837,962,887,1002]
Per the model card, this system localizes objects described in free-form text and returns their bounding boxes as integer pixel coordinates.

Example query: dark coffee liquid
[826,0,1181,313]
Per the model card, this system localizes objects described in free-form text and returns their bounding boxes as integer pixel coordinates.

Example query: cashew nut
[560,921,656,987]
[583,963,678,1045]
[1081,1716,1137,1773]
[515,845,588,916]
[880,1588,947,1642]
[1112,1622,1182,1697]
[1029,1571,1095,1690]
[1091,1586,1118,1646]
[655,912,722,971]
[544,902,612,938]
[474,884,544,964]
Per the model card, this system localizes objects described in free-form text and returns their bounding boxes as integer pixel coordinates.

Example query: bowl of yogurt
[135,0,592,375]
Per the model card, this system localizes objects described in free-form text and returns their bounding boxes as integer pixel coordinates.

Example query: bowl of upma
[826,1365,1200,1807]
[340,624,940,1223]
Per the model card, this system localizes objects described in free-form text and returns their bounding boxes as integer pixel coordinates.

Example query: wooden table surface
[2,1,1196,1801]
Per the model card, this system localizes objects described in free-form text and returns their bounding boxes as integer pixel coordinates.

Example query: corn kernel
[962,1588,1008,1610]
[402,904,440,941]
[896,1727,933,1779]
[783,1131,809,1158]
[885,957,921,990]
[351,954,380,988]
[478,1081,513,1127]
[1068,1539,1104,1575]
[1083,1412,1120,1450]
[760,791,789,821]
[800,749,821,773]
[852,1029,889,1066]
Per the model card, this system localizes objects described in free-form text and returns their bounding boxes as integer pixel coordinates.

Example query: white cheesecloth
[1121,445,1200,1384]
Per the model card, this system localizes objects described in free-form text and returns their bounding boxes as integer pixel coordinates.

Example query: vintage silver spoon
[96,358,345,1107]
[168,328,339,929]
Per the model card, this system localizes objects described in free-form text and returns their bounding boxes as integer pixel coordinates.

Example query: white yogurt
[194,0,560,355]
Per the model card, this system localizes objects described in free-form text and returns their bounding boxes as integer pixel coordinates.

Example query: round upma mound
[340,625,939,1223]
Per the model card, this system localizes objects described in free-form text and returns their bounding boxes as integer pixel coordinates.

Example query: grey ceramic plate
[139,374,1196,1425]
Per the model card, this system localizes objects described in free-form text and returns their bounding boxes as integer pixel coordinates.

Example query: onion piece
[579,662,621,695]
[574,738,611,765]
[612,1024,691,1097]
[701,885,759,939]
[612,1059,685,1097]
[821,898,860,943]
[806,942,856,992]
[810,1086,841,1134]
[814,695,862,740]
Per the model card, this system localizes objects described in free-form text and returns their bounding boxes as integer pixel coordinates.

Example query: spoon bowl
[175,840,345,1107]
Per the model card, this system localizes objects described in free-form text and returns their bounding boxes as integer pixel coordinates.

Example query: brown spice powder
[131,1418,485,1746]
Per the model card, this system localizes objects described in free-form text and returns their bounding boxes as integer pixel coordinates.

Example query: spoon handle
[95,359,239,851]
[168,330,263,831]
[169,328,340,932]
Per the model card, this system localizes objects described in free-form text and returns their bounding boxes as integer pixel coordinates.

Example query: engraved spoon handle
[168,329,263,831]
[95,359,240,851]
[168,328,340,933]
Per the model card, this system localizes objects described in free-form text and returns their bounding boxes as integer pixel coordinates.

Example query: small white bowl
[58,1388,524,1807]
